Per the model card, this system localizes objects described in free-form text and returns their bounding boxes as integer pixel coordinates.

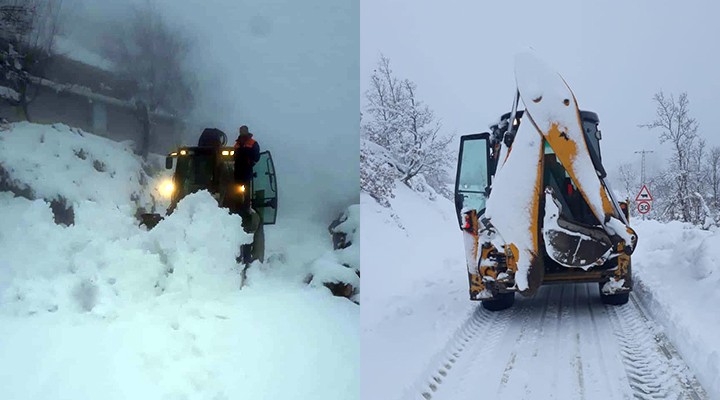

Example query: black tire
[481,292,515,311]
[599,286,630,306]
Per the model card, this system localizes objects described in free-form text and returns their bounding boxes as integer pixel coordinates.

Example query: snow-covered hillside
[0,122,359,399]
[362,179,717,399]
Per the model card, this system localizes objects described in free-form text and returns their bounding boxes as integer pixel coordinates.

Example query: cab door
[252,151,278,225]
[454,133,492,227]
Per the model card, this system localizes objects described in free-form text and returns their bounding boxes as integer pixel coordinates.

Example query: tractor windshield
[175,150,218,197]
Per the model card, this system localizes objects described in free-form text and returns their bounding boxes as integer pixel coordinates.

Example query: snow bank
[0,122,153,214]
[633,219,720,397]
[362,183,474,400]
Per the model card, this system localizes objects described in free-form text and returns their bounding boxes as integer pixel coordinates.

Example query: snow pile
[0,190,250,316]
[0,122,359,399]
[0,122,153,214]
[633,219,720,396]
[362,183,473,400]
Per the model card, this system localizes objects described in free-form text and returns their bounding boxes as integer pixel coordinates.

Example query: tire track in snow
[495,286,553,399]
[607,292,707,400]
[583,283,625,399]
[572,285,586,400]
[495,293,535,395]
[399,305,508,400]
[402,283,708,400]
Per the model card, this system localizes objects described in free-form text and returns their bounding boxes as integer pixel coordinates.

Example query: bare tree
[364,55,453,194]
[0,0,64,120]
[103,2,194,159]
[615,162,637,200]
[707,146,720,210]
[641,91,699,222]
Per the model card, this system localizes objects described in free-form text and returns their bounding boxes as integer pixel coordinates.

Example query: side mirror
[165,156,173,169]
[596,129,602,140]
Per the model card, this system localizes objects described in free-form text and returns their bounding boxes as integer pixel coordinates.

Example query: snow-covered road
[404,285,706,400]
[362,182,717,400]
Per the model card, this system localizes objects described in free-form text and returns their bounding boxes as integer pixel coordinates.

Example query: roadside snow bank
[0,122,153,214]
[633,219,720,397]
[362,183,474,400]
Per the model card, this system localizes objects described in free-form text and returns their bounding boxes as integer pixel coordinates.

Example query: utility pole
[635,150,654,220]
[635,150,654,185]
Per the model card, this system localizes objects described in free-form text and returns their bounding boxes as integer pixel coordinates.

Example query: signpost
[635,185,653,217]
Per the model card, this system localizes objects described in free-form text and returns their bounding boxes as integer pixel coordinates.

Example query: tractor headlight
[237,184,246,193]
[159,179,175,198]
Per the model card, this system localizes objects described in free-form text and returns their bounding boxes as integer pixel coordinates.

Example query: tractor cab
[162,147,278,225]
[141,144,277,266]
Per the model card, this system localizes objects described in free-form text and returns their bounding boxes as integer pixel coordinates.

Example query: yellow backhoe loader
[454,54,637,311]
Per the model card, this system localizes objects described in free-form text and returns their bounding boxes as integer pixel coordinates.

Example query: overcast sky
[361,0,720,189]
[67,0,359,220]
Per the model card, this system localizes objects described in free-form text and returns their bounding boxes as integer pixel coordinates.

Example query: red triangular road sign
[635,184,653,201]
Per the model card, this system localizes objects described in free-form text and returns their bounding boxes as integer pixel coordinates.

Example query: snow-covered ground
[362,180,716,399]
[0,122,359,399]
[361,184,474,400]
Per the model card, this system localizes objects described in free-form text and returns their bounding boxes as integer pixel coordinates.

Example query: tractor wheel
[599,290,629,305]
[481,292,515,311]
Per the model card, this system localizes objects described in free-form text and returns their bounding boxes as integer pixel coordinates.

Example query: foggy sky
[361,0,720,188]
[67,0,359,221]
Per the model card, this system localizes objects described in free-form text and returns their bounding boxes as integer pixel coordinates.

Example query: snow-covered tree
[363,55,453,197]
[641,91,701,223]
[0,0,64,120]
[614,162,638,213]
[102,2,195,159]
[707,146,720,210]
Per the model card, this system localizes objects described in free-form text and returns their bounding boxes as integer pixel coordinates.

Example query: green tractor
[141,139,277,270]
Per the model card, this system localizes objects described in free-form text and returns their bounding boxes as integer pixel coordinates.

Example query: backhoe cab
[455,54,636,311]
[141,144,277,267]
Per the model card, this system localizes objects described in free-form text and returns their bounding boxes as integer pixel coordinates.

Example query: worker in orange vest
[233,125,260,212]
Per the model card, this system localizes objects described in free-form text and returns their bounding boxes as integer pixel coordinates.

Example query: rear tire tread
[481,292,515,311]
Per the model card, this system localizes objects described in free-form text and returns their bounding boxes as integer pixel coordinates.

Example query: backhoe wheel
[599,284,630,306]
[481,292,515,311]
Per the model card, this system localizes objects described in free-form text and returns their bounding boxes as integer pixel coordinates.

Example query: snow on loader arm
[454,53,637,311]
